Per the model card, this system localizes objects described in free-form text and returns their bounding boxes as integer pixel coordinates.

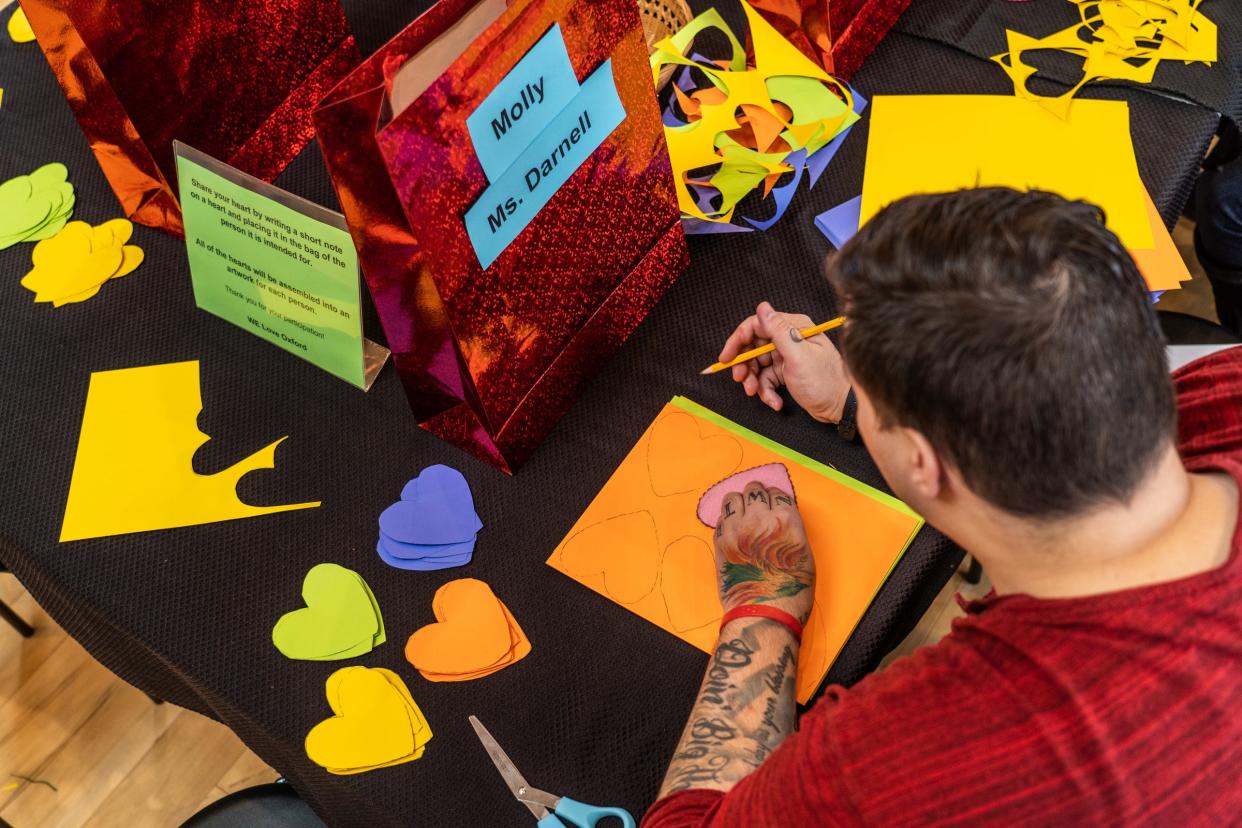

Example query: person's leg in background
[1195,123,1242,337]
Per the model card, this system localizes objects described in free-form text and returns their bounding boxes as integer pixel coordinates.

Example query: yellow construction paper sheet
[60,361,319,541]
[858,95,1153,251]
[547,397,924,704]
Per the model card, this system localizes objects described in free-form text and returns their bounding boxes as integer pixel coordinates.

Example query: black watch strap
[837,387,858,442]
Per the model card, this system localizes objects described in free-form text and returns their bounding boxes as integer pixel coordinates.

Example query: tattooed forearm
[658,620,800,797]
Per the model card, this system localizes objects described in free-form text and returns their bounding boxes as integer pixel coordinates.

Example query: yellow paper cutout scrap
[547,398,923,704]
[60,361,319,542]
[20,219,144,307]
[859,95,1153,252]
[7,8,36,43]
[305,666,432,774]
[650,1,858,226]
[993,0,1217,116]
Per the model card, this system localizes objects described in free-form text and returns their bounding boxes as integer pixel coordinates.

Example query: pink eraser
[696,463,795,527]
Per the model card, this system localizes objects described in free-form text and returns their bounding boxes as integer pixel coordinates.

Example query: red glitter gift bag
[20,0,360,235]
[746,0,912,78]
[314,0,688,474]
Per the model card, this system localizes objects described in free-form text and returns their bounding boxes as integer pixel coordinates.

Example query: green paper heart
[273,563,385,661]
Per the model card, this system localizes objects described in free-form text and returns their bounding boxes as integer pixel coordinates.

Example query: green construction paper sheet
[175,143,383,389]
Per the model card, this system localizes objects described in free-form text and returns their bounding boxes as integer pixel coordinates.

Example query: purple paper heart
[376,540,472,571]
[378,534,476,561]
[379,465,483,544]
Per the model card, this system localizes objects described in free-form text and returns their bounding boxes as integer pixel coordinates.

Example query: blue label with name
[464,59,626,270]
[466,24,580,183]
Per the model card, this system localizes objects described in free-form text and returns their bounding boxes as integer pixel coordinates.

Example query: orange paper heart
[405,579,530,681]
[660,536,722,632]
[646,411,743,496]
[558,511,661,604]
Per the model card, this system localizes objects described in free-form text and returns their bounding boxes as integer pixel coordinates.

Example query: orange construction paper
[404,578,531,681]
[1131,189,1193,292]
[548,397,924,704]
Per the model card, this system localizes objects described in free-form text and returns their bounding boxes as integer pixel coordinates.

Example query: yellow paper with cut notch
[60,361,319,541]
[859,95,1152,251]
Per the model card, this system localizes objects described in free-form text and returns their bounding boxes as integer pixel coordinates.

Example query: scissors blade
[469,716,548,821]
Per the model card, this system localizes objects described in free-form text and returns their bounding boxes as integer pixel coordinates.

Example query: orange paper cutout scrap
[1133,188,1192,292]
[404,578,531,681]
[547,397,924,703]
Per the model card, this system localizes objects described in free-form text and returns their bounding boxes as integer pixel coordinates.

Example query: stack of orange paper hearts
[305,666,432,775]
[404,578,530,681]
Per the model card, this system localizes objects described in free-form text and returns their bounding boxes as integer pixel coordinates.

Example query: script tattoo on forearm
[659,625,800,797]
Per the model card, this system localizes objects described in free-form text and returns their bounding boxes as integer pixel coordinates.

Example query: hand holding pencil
[709,302,852,424]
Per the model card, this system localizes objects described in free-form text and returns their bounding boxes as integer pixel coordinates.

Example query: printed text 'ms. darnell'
[486,109,593,233]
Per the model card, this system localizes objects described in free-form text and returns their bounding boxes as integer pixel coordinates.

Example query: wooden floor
[0,575,278,828]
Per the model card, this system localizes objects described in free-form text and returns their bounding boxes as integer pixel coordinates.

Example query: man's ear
[900,427,944,501]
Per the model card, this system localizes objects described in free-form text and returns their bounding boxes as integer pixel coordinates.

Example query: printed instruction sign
[175,143,388,390]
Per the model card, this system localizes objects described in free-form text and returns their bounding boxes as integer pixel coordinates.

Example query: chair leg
[0,599,34,638]
[961,555,983,586]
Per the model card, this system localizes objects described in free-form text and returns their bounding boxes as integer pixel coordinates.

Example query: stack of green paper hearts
[273,563,385,661]
[0,163,75,250]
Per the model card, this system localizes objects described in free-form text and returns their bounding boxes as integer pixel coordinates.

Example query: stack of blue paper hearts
[377,465,483,570]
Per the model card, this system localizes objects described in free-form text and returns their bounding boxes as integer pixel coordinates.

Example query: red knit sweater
[644,346,1242,827]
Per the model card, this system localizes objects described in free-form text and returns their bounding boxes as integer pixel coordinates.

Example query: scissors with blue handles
[469,715,637,828]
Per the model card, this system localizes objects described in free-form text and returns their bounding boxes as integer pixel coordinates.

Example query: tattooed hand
[715,481,815,622]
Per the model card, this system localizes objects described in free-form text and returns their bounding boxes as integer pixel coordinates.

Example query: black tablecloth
[0,0,1223,825]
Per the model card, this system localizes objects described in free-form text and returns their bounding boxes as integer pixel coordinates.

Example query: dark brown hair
[829,188,1175,519]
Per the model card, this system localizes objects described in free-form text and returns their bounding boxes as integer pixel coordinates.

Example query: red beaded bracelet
[719,604,804,641]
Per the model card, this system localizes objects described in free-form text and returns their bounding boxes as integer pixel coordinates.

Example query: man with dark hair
[644,188,1242,826]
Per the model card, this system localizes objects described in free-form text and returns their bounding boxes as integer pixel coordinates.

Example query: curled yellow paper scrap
[993,0,1217,117]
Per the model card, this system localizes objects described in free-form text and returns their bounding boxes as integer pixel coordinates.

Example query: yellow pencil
[700,316,845,375]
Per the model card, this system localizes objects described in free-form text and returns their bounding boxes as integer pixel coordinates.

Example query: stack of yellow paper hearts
[305,666,432,775]
[20,219,144,307]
